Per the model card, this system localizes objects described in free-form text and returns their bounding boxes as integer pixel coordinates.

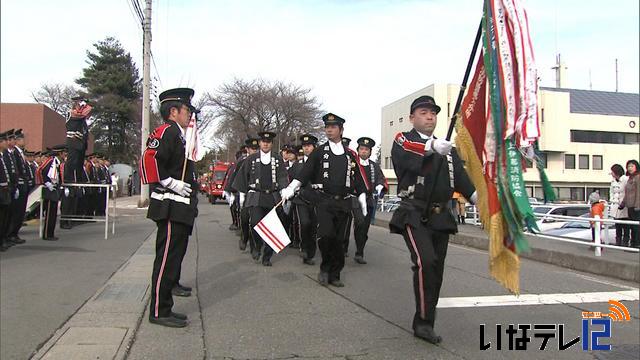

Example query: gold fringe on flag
[455,120,520,294]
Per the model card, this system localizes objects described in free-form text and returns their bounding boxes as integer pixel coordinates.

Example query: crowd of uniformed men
[138,87,477,344]
[0,97,114,250]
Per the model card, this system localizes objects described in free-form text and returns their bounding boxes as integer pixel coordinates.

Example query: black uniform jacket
[390,129,475,234]
[358,159,388,207]
[140,120,198,227]
[232,152,289,208]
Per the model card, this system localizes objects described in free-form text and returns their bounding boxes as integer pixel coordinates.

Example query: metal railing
[463,204,639,256]
[39,183,116,240]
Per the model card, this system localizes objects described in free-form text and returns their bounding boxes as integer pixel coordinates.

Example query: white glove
[64,187,70,197]
[164,177,192,197]
[358,193,368,217]
[470,191,478,205]
[239,192,245,208]
[45,182,55,192]
[222,191,228,200]
[227,193,235,206]
[14,189,19,199]
[280,187,295,201]
[428,138,453,156]
[375,184,384,198]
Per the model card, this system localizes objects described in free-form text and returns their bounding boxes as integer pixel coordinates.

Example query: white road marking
[569,273,638,290]
[437,290,639,308]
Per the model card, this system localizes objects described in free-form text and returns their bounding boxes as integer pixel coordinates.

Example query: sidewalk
[373,211,640,282]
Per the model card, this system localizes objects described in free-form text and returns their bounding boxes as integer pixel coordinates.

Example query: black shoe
[9,236,25,244]
[42,236,59,241]
[317,271,329,286]
[291,242,300,249]
[171,286,191,297]
[414,325,442,344]
[251,250,261,261]
[262,258,272,267]
[176,283,192,292]
[60,223,72,229]
[354,255,367,264]
[329,279,345,287]
[344,252,349,258]
[239,239,247,251]
[171,312,188,320]
[0,244,9,252]
[149,315,188,328]
[229,224,238,231]
[302,258,315,266]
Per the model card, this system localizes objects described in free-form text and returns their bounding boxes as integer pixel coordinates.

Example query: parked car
[543,213,616,243]
[379,196,401,212]
[531,204,591,232]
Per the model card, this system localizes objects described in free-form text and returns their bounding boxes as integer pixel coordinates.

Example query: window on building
[398,117,403,123]
[570,187,585,201]
[541,108,544,123]
[447,103,451,118]
[389,121,394,127]
[565,154,575,169]
[570,130,639,145]
[384,157,389,168]
[579,155,589,169]
[539,153,548,169]
[593,155,603,170]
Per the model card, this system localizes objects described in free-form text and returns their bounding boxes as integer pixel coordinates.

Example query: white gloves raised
[45,182,55,192]
[239,192,246,208]
[280,179,301,201]
[358,193,368,217]
[64,187,70,197]
[375,184,384,198]
[163,177,192,197]
[427,138,453,156]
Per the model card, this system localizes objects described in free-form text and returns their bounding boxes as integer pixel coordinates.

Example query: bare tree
[202,78,324,155]
[31,83,77,115]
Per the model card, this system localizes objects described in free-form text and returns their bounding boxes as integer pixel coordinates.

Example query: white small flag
[48,158,60,183]
[185,113,204,161]
[253,206,291,253]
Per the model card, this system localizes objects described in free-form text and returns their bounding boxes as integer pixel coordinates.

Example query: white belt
[151,191,191,205]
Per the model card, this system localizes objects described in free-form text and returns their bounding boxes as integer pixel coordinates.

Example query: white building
[380,84,639,201]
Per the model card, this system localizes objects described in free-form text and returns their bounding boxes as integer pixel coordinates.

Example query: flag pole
[421,20,483,223]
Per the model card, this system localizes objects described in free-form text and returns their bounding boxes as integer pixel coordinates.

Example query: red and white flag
[185,113,204,161]
[253,207,291,253]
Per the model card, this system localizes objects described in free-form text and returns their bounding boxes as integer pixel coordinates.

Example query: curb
[31,231,156,360]
[373,218,640,283]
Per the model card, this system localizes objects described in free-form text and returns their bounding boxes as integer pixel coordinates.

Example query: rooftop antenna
[615,58,619,92]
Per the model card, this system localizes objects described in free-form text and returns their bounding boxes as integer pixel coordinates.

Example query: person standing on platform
[389,95,476,344]
[140,88,199,328]
[281,114,368,287]
[233,131,289,266]
[350,137,387,264]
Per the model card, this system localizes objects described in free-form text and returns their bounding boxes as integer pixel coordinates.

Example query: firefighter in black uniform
[5,129,30,243]
[39,145,66,240]
[140,88,199,328]
[351,137,387,264]
[281,114,368,287]
[233,131,289,266]
[0,131,13,251]
[222,148,245,231]
[289,134,319,265]
[390,95,476,344]
[227,138,258,251]
[281,144,298,247]
[62,96,92,229]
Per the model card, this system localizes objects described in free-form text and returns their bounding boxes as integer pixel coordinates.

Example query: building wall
[380,86,639,202]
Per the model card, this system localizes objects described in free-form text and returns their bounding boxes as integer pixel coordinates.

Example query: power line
[150,51,163,88]
[132,0,145,23]
[126,0,143,30]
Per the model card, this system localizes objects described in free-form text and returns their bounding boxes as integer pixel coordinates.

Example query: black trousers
[60,190,77,227]
[96,189,107,216]
[240,206,251,250]
[42,199,58,238]
[342,213,354,254]
[294,203,317,259]
[230,202,239,226]
[150,220,190,318]
[401,224,449,328]
[317,200,350,280]
[353,205,375,256]
[0,203,9,245]
[249,205,274,261]
[7,184,28,237]
[628,208,640,247]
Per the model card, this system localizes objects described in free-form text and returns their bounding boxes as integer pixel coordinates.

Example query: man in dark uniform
[233,131,289,266]
[140,87,199,328]
[222,148,244,231]
[39,145,66,240]
[289,134,319,265]
[281,144,298,247]
[5,129,30,243]
[227,139,257,250]
[0,131,13,251]
[62,96,92,228]
[390,95,476,344]
[350,137,387,264]
[281,114,368,286]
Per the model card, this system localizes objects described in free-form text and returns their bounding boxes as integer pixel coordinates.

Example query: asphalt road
[0,204,153,360]
[132,200,639,360]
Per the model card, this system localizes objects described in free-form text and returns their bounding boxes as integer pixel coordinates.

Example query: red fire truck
[207,161,230,204]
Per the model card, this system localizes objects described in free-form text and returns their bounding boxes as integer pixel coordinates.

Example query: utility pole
[139,0,152,207]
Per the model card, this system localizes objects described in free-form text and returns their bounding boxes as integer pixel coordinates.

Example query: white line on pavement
[437,290,639,308]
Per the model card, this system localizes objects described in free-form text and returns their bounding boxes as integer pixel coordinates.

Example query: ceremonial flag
[185,112,204,162]
[253,206,291,253]
[454,0,555,294]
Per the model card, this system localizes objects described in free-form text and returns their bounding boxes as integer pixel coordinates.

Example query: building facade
[380,85,639,202]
